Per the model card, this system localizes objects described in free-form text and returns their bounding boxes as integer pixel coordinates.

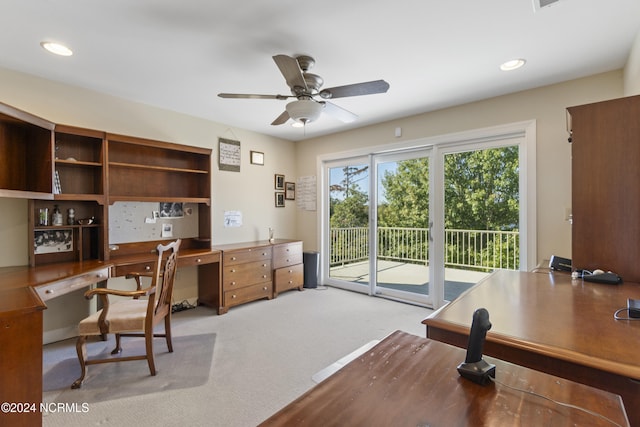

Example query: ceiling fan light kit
[286,99,324,124]
[218,54,389,127]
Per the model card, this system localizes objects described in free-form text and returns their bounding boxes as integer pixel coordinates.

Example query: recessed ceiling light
[40,41,73,57]
[500,59,526,71]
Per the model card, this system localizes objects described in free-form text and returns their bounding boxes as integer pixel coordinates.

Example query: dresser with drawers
[213,239,303,314]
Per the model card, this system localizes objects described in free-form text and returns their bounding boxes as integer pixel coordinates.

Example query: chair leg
[145,330,156,376]
[111,333,122,355]
[165,316,173,353]
[71,335,88,389]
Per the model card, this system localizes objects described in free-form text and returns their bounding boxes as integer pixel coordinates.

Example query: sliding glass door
[374,150,432,305]
[322,122,534,308]
[327,157,371,292]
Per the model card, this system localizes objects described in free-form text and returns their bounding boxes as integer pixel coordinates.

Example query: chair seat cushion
[78,299,149,335]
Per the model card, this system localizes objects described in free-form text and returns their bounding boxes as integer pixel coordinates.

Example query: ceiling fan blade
[323,102,358,123]
[218,93,290,100]
[319,80,390,99]
[271,110,290,126]
[273,55,308,91]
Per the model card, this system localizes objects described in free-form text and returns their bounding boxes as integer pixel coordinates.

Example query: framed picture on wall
[285,182,295,200]
[275,174,285,190]
[250,151,264,165]
[275,192,285,207]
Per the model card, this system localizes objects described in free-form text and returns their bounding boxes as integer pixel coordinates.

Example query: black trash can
[303,251,320,288]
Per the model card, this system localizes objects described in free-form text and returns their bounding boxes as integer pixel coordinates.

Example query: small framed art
[275,192,285,207]
[275,174,285,190]
[285,182,295,200]
[250,151,264,165]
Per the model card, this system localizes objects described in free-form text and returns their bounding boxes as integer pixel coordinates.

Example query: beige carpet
[44,333,215,404]
[42,287,431,426]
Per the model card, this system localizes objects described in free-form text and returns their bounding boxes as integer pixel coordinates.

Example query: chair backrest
[151,239,181,318]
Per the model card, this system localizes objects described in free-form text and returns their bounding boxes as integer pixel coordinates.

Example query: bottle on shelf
[52,205,63,226]
[67,208,75,225]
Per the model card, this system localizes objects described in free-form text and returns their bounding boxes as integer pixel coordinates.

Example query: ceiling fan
[218,54,390,126]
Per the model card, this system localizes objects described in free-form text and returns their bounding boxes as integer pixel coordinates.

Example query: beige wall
[624,28,640,96]
[294,71,625,266]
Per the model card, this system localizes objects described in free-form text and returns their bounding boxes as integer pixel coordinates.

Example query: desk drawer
[224,282,272,307]
[112,261,155,277]
[179,251,220,267]
[274,263,304,294]
[273,242,302,268]
[36,267,110,301]
[223,260,271,288]
[224,247,272,266]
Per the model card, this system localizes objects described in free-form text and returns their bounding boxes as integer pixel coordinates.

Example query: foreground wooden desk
[261,330,629,426]
[0,260,110,427]
[423,270,640,426]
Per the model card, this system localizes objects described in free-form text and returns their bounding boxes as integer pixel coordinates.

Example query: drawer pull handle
[288,280,293,284]
[231,281,236,286]
[196,258,201,263]
[232,294,237,299]
[286,258,290,262]
[288,270,292,273]
[263,286,268,291]
[262,252,267,256]
[46,289,53,294]
[96,273,105,278]
[145,266,151,271]
[231,269,236,273]
[231,256,237,261]
[262,264,267,267]
[262,275,267,279]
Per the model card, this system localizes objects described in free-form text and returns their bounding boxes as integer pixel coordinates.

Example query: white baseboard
[43,326,77,345]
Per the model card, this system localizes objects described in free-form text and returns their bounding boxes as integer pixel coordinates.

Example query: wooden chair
[71,239,181,389]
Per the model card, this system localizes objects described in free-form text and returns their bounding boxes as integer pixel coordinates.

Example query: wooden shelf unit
[107,133,211,204]
[0,102,213,267]
[0,103,54,199]
[54,124,106,202]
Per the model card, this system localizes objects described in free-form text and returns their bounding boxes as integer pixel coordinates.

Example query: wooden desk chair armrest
[84,285,156,300]
[125,271,156,296]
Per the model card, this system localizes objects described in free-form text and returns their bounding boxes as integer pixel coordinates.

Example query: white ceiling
[1,0,639,141]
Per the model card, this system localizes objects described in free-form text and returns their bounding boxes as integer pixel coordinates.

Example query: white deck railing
[330,226,519,271]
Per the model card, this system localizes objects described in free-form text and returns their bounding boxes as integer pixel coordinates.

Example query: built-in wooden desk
[109,244,221,310]
[261,330,629,426]
[423,269,640,426]
[0,260,110,427]
[0,245,222,427]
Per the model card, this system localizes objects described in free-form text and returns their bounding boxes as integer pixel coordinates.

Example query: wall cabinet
[568,95,640,282]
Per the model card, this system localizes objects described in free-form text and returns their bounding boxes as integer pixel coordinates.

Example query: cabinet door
[569,95,640,281]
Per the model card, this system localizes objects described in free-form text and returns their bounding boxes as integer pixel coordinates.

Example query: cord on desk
[613,308,640,321]
[488,376,623,427]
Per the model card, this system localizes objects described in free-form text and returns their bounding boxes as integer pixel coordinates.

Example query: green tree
[330,165,369,228]
[444,146,519,231]
[378,158,429,228]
